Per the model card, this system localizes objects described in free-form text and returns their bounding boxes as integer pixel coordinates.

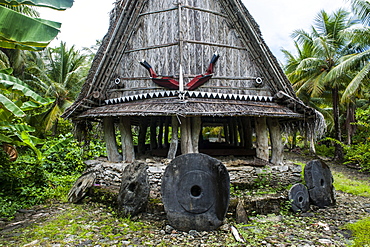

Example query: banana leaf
[0,5,61,51]
[0,73,50,104]
[0,0,74,10]
[21,99,54,111]
[0,133,13,143]
[43,136,72,156]
[0,93,26,117]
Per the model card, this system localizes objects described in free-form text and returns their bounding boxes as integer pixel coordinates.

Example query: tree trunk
[333,87,343,161]
[346,102,356,145]
[168,116,179,159]
[119,117,135,163]
[255,117,269,161]
[268,118,283,165]
[103,117,122,162]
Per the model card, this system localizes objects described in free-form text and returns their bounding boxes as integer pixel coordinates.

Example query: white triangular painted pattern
[105,91,274,105]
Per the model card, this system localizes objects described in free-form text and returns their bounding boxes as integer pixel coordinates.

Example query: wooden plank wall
[107,0,272,101]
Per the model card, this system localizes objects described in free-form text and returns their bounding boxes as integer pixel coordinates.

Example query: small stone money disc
[289,183,310,213]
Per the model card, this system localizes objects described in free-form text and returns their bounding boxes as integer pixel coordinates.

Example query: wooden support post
[138,119,148,155]
[164,117,170,148]
[223,122,230,144]
[232,118,238,146]
[150,117,157,150]
[181,117,193,154]
[268,118,284,165]
[103,117,122,162]
[238,117,244,147]
[255,117,269,161]
[119,117,135,163]
[243,117,253,150]
[168,116,179,159]
[229,119,235,145]
[158,117,164,149]
[191,116,201,153]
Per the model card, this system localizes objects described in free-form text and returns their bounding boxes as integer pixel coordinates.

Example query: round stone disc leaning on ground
[161,153,230,231]
[289,183,310,213]
[68,171,96,203]
[304,160,336,208]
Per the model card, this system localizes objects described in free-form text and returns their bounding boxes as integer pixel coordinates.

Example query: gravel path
[1,154,369,246]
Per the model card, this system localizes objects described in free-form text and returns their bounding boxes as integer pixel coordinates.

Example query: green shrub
[315,142,335,157]
[344,106,370,172]
[0,133,107,218]
[42,134,85,175]
[344,142,370,172]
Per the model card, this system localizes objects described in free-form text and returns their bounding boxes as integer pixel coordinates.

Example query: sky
[39,0,350,62]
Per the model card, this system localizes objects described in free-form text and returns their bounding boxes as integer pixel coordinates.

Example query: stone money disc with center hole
[162,153,230,231]
[176,170,216,214]
[304,160,335,208]
[289,183,310,213]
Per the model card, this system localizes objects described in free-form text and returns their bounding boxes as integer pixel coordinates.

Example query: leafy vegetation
[282,0,370,161]
[0,132,107,218]
[343,106,370,171]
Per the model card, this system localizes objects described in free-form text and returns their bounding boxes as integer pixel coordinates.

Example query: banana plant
[0,0,74,51]
[0,72,54,156]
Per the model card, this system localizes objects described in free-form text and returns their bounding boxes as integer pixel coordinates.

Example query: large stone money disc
[304,160,335,208]
[162,153,230,231]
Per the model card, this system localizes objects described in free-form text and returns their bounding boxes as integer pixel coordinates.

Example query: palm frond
[350,0,370,25]
[341,61,370,102]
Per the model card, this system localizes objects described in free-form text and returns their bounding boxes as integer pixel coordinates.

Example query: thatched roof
[62,0,315,121]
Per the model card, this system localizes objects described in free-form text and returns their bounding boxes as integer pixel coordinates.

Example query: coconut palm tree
[286,9,357,160]
[26,42,89,135]
[323,1,370,144]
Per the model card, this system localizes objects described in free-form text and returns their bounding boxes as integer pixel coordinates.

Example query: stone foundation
[83,157,302,200]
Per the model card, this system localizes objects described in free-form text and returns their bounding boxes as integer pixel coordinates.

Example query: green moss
[345,217,370,246]
[333,172,370,197]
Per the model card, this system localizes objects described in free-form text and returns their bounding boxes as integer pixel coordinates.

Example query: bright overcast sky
[39,0,350,62]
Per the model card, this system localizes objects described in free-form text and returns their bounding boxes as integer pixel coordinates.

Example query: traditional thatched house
[63,0,324,164]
